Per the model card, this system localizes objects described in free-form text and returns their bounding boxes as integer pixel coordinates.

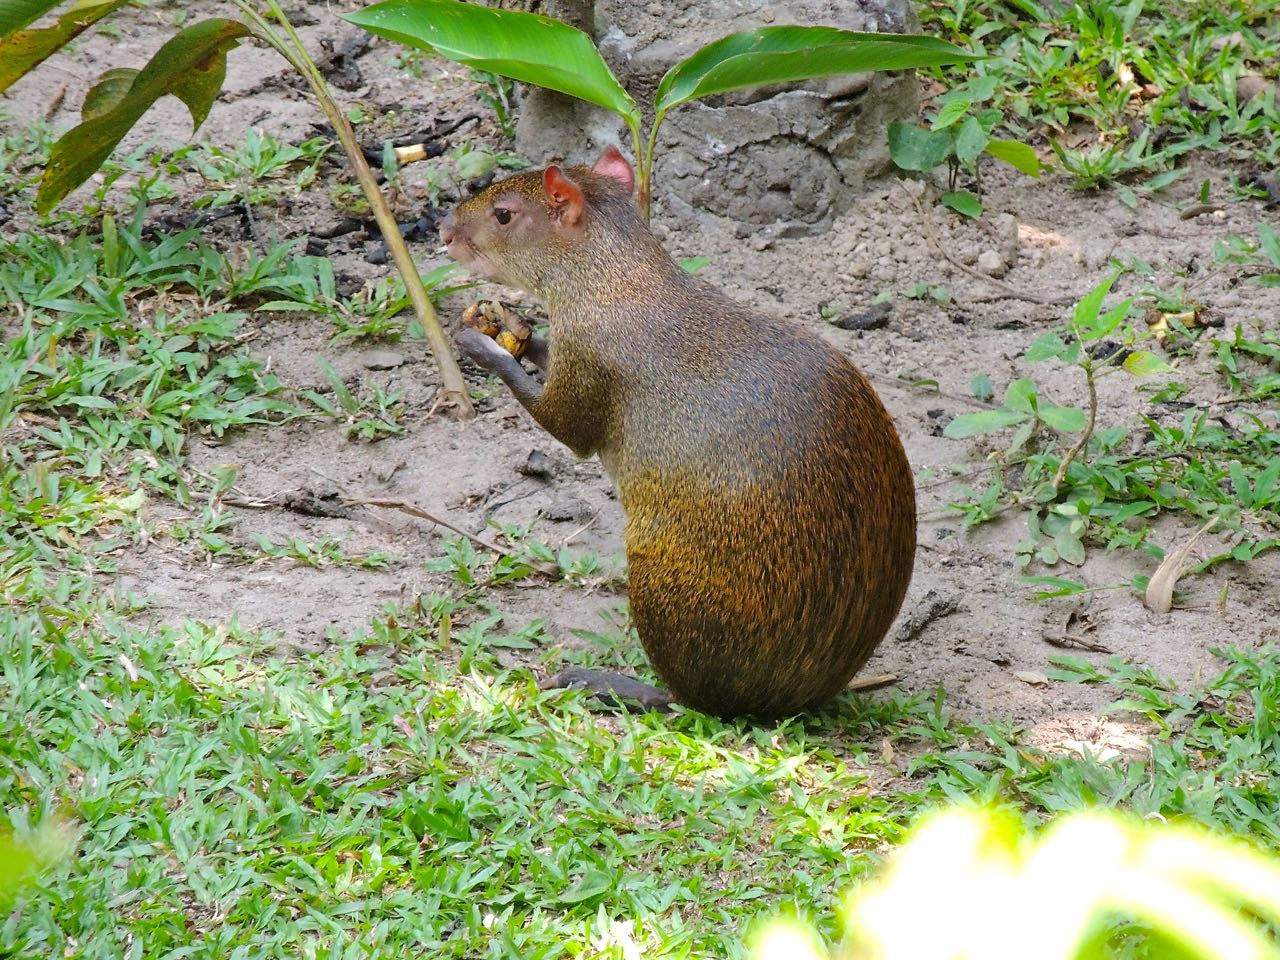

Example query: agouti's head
[439,146,643,296]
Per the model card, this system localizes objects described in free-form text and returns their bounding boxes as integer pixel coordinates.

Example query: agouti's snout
[438,215,456,246]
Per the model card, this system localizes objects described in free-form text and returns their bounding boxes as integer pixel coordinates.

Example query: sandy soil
[6,1,1278,732]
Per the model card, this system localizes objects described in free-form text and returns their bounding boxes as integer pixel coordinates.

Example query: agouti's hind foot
[541,668,673,713]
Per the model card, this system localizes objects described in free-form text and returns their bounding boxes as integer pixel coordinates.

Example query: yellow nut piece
[495,330,527,358]
[462,300,530,358]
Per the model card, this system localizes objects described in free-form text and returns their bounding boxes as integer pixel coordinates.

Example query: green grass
[4,592,1279,958]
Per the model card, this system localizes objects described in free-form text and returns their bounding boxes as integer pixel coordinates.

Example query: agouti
[439,146,916,719]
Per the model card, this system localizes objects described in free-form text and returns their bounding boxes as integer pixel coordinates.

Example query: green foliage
[37,18,252,213]
[184,129,330,208]
[888,68,1041,215]
[944,273,1279,583]
[5,589,1280,957]
[651,26,979,116]
[344,0,640,123]
[345,0,981,215]
[469,68,517,139]
[918,0,1280,191]
[945,377,1086,440]
[303,357,406,441]
[0,0,129,90]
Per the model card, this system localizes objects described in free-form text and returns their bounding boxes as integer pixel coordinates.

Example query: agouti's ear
[592,145,634,195]
[542,165,585,225]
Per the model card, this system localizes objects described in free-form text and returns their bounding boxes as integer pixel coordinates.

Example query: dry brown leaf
[1013,670,1050,687]
[1144,516,1220,613]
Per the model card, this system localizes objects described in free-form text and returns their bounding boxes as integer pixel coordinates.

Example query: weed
[303,358,406,441]
[469,68,518,139]
[944,274,1278,585]
[185,130,331,209]
[919,0,1280,190]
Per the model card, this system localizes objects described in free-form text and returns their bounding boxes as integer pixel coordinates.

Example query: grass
[919,0,1280,193]
[5,590,1280,957]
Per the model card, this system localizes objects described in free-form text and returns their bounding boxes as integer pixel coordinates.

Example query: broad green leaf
[343,0,638,126]
[82,66,136,119]
[984,139,1041,177]
[1259,222,1280,269]
[953,116,988,165]
[887,121,952,172]
[655,26,982,116]
[1255,457,1280,504]
[1055,530,1086,566]
[1072,272,1120,329]
[1038,403,1086,432]
[970,373,993,401]
[558,869,612,904]
[1005,378,1038,413]
[943,408,1027,438]
[1081,296,1133,342]
[0,0,129,92]
[1122,350,1173,376]
[931,97,971,130]
[66,395,116,409]
[941,190,982,218]
[0,0,61,37]
[1025,333,1070,362]
[37,18,249,214]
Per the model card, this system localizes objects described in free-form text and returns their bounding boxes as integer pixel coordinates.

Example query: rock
[518,448,557,478]
[976,250,1007,277]
[991,212,1020,269]
[482,0,920,234]
[542,497,594,522]
[361,350,405,370]
[828,300,892,331]
[1236,75,1275,102]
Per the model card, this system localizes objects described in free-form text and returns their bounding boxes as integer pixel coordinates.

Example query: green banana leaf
[343,0,640,127]
[656,26,983,118]
[37,18,250,214]
[0,0,130,92]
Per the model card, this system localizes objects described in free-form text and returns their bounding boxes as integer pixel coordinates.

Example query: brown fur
[443,160,916,718]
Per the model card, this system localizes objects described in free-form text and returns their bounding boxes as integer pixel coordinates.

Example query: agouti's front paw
[461,300,531,359]
[455,325,512,370]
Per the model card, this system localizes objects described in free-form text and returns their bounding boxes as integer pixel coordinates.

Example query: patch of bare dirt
[7,2,1278,727]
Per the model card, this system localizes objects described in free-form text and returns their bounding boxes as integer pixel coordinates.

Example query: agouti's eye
[493,207,513,225]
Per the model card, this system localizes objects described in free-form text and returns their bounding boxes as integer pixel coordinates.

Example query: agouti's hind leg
[540,667,673,713]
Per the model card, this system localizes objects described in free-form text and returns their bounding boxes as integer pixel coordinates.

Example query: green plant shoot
[343,0,983,218]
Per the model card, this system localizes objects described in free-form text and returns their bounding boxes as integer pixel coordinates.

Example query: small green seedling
[889,72,1041,217]
[343,0,982,218]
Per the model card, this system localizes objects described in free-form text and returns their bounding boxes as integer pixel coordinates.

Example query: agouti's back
[441,147,916,718]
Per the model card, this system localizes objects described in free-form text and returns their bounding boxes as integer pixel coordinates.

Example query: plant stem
[636,111,666,223]
[1054,360,1097,488]
[235,0,474,418]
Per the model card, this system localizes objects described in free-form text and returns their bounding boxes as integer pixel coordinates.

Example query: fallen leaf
[1145,516,1219,613]
[1014,670,1050,687]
